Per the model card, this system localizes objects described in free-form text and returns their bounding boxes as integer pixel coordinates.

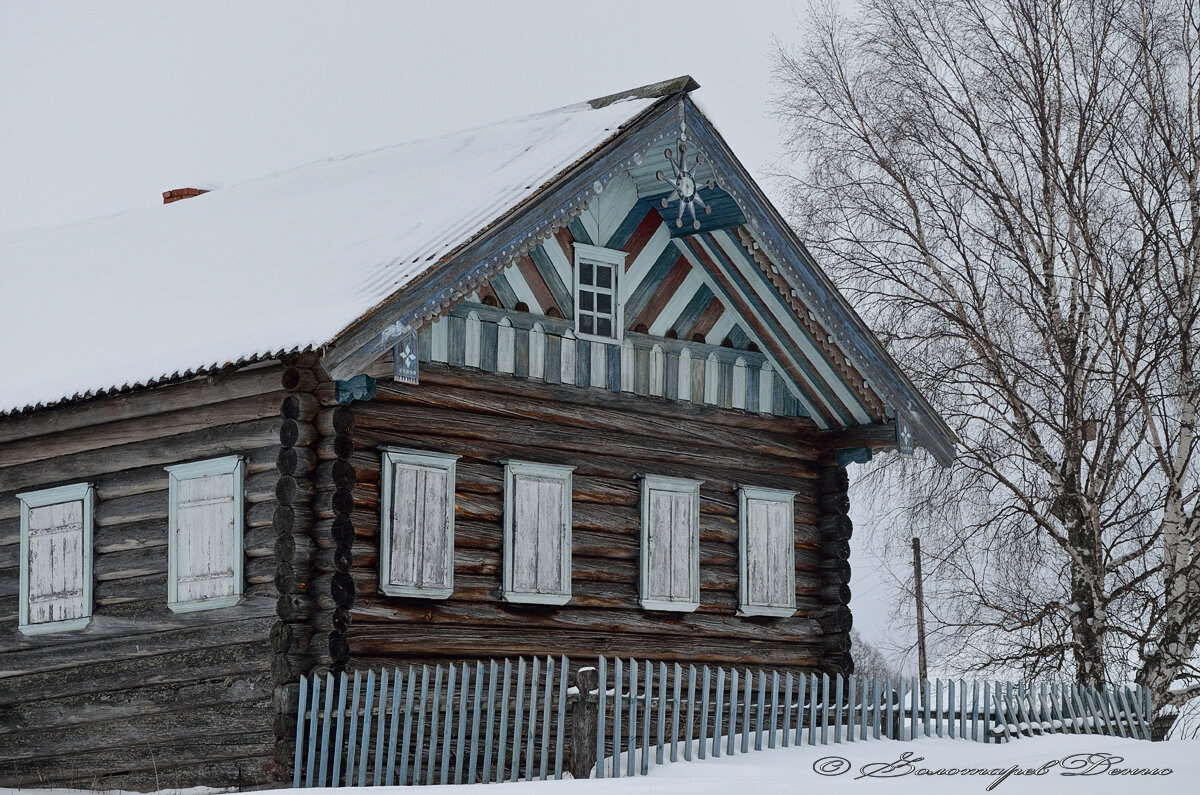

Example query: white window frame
[638,474,702,612]
[17,482,94,635]
[573,242,627,343]
[379,448,460,599]
[737,485,797,617]
[166,455,245,613]
[502,460,574,605]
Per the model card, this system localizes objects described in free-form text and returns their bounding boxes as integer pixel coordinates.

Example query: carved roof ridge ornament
[655,115,715,231]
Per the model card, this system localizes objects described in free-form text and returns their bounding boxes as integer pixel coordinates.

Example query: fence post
[569,666,599,779]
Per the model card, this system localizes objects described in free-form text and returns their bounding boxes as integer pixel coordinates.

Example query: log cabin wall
[0,361,291,790]
[336,356,853,676]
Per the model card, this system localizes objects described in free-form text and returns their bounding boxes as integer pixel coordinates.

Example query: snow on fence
[292,656,1154,787]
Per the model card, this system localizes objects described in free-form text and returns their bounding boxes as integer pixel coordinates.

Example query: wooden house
[0,76,953,789]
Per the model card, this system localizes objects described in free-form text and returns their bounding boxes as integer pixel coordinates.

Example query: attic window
[573,243,627,342]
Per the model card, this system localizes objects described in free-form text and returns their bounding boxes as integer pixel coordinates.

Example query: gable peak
[588,75,700,109]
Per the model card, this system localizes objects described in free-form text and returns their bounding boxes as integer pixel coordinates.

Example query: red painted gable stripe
[515,254,560,315]
[476,281,501,306]
[554,226,577,265]
[683,236,833,423]
[689,297,725,342]
[622,210,663,269]
[631,256,692,330]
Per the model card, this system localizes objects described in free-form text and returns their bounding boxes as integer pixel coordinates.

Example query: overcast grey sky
[0,0,917,666]
[0,0,812,236]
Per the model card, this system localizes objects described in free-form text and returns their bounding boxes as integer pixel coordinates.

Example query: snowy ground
[4,735,1194,794]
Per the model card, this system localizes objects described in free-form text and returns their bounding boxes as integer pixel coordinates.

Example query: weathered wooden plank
[424,665,441,786]
[1,391,287,469]
[411,666,430,784]
[398,666,417,785]
[0,417,284,495]
[374,668,390,785]
[468,661,484,783]
[783,672,793,747]
[626,659,637,776]
[595,656,607,779]
[613,657,624,777]
[0,364,285,447]
[712,666,724,758]
[0,606,274,680]
[385,669,402,785]
[510,657,526,782]
[495,659,513,783]
[553,655,566,780]
[2,732,276,789]
[0,696,273,762]
[392,364,820,437]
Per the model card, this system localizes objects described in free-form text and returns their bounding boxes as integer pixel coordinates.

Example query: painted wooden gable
[412,170,886,430]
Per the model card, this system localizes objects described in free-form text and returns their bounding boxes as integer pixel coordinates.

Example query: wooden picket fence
[292,655,1154,787]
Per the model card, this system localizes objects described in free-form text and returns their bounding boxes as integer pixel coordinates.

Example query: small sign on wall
[897,413,915,456]
[393,331,419,385]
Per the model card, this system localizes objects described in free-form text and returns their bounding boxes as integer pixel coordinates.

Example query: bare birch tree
[773,0,1199,735]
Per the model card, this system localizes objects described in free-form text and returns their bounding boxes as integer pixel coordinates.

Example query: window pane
[597,293,611,314]
[580,314,594,334]
[597,265,612,289]
[580,261,593,285]
[597,317,612,337]
[580,291,594,311]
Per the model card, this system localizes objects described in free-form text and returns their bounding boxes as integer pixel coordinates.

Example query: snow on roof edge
[0,93,669,419]
[0,346,311,419]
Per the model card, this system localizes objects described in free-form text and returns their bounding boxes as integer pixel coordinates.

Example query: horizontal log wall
[340,360,852,674]
[0,363,287,790]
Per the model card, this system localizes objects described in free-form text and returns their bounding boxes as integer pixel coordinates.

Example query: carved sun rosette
[656,139,714,230]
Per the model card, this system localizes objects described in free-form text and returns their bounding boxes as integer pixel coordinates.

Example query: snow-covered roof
[0,94,658,415]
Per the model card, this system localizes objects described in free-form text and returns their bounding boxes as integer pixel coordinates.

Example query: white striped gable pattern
[412,168,887,429]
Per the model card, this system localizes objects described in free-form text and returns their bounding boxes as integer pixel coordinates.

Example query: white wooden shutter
[166,456,244,612]
[19,483,93,634]
[503,461,573,604]
[738,486,796,617]
[639,475,702,611]
[380,449,459,599]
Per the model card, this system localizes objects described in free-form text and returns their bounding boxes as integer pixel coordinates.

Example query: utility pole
[912,537,928,684]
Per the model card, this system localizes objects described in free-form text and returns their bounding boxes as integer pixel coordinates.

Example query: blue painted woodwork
[642,187,746,237]
[335,374,377,404]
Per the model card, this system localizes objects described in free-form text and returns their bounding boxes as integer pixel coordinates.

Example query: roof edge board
[588,75,700,109]
[676,99,956,466]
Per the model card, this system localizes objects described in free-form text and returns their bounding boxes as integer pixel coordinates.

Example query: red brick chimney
[162,187,210,205]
